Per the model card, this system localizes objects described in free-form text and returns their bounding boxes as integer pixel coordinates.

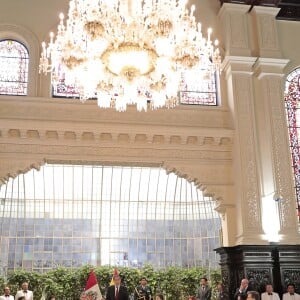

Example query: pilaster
[218,3,252,57]
[250,6,282,58]
[223,56,265,245]
[254,58,300,244]
[215,201,236,246]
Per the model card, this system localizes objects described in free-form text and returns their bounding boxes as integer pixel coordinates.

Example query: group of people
[3,276,299,300]
[106,275,163,300]
[107,275,221,300]
[0,282,33,300]
[234,278,300,300]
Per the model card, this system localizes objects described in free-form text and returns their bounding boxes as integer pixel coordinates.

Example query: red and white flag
[85,270,103,300]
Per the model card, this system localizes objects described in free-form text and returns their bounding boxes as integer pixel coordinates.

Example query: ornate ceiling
[220,0,300,21]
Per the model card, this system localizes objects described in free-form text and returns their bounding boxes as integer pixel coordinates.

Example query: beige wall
[0,0,299,246]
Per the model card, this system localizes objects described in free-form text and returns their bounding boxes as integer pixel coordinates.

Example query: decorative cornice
[222,56,258,79]
[0,127,233,147]
[219,0,300,21]
[253,57,290,78]
[220,0,279,6]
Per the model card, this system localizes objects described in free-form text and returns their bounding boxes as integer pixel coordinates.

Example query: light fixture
[39,0,222,112]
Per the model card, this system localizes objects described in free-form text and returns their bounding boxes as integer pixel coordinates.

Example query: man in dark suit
[135,277,152,300]
[196,277,211,300]
[216,283,229,300]
[106,275,129,300]
[233,279,250,300]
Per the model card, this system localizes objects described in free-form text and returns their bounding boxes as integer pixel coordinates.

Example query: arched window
[284,67,300,220]
[0,163,221,272]
[0,39,29,96]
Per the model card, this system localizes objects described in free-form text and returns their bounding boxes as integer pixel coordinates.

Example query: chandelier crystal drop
[39,0,222,112]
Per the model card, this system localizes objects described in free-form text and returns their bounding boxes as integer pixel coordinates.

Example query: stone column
[219,3,265,245]
[251,5,300,243]
[223,56,265,245]
[254,58,300,244]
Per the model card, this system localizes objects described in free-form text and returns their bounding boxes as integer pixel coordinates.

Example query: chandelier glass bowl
[39,0,222,111]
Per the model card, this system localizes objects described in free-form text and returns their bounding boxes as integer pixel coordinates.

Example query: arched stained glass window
[0,163,221,273]
[0,39,29,96]
[284,67,300,220]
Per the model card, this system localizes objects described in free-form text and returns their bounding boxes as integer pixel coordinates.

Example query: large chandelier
[39,0,222,112]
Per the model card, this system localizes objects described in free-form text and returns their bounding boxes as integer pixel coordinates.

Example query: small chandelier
[39,0,222,112]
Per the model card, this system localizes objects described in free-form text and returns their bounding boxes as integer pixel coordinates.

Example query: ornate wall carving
[245,268,272,292]
[223,56,263,243]
[254,58,300,243]
[0,97,234,228]
[216,245,300,298]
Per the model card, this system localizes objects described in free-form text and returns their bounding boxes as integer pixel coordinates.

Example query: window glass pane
[179,64,218,106]
[0,163,221,273]
[52,61,219,106]
[285,68,300,220]
[0,40,29,95]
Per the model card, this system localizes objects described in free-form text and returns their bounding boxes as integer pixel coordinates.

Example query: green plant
[0,265,221,300]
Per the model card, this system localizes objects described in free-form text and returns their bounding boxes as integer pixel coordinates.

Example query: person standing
[106,275,129,300]
[0,286,14,300]
[261,284,280,300]
[196,277,211,300]
[216,283,229,300]
[234,279,250,300]
[246,291,260,300]
[15,282,33,300]
[283,284,300,300]
[135,277,152,300]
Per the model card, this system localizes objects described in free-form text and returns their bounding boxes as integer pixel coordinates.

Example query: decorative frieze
[0,128,233,147]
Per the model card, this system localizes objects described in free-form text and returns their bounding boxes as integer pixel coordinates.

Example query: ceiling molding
[219,0,300,21]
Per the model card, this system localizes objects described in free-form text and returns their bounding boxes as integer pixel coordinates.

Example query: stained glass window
[52,64,80,98]
[179,58,219,106]
[0,40,29,96]
[284,67,300,220]
[52,59,219,106]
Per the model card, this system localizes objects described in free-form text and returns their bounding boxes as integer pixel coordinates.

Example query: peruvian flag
[85,270,103,300]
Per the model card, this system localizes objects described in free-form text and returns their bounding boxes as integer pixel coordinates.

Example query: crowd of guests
[102,275,300,300]
[2,277,299,300]
[0,282,34,300]
[233,278,300,300]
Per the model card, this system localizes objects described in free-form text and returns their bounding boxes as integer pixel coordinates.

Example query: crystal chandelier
[39,0,222,112]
